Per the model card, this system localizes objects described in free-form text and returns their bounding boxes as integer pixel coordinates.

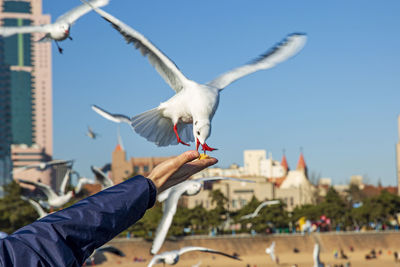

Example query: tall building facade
[397,115,400,195]
[0,37,12,189]
[0,0,53,186]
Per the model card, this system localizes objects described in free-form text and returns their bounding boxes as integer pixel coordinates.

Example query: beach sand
[92,232,400,267]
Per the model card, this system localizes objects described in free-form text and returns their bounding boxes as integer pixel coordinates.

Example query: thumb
[173,150,199,169]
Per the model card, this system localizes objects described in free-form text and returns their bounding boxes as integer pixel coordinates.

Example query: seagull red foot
[173,124,189,146]
[196,138,217,152]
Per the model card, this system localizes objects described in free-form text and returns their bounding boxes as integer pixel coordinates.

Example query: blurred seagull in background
[314,244,324,267]
[0,0,109,53]
[265,241,277,263]
[152,177,254,254]
[86,3,306,152]
[86,126,99,139]
[148,246,241,267]
[12,159,73,174]
[91,165,113,189]
[19,178,74,209]
[240,200,280,220]
[84,245,125,266]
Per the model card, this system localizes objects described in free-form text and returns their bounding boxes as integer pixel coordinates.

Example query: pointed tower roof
[114,143,123,151]
[297,152,306,170]
[281,154,289,171]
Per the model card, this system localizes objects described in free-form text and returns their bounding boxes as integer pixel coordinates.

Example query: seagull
[313,244,324,267]
[18,178,74,209]
[12,159,74,174]
[92,105,132,124]
[151,177,254,254]
[240,200,280,220]
[21,196,49,219]
[148,246,241,267]
[91,165,113,189]
[86,4,306,152]
[0,0,110,54]
[84,245,125,266]
[86,126,99,139]
[265,241,277,263]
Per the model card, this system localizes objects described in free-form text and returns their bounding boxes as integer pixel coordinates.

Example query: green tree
[0,181,38,233]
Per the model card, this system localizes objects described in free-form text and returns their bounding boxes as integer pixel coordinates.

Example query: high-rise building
[397,115,400,195]
[0,37,12,189]
[0,0,53,186]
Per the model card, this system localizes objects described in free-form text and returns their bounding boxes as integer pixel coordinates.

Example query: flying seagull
[18,178,74,209]
[152,177,254,254]
[86,3,306,152]
[148,246,241,267]
[240,200,280,220]
[265,241,277,263]
[313,244,324,267]
[0,0,109,53]
[91,165,114,189]
[86,126,99,139]
[12,159,73,174]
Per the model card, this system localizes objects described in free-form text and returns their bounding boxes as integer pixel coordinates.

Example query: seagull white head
[194,120,214,151]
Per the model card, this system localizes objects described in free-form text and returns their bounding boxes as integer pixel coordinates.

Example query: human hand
[147,151,217,193]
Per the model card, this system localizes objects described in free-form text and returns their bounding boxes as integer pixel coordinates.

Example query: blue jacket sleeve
[0,175,157,267]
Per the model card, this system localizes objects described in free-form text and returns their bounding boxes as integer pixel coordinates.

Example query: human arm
[0,150,217,266]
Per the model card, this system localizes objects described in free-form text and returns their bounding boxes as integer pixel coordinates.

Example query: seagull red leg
[173,124,189,146]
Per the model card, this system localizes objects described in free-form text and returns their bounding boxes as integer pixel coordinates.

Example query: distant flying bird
[19,177,74,209]
[92,105,132,124]
[265,241,276,263]
[0,0,109,53]
[84,245,125,266]
[21,196,49,219]
[240,200,280,220]
[91,165,113,189]
[152,177,254,254]
[86,126,99,139]
[313,244,324,267]
[148,246,241,267]
[12,159,73,174]
[87,4,306,152]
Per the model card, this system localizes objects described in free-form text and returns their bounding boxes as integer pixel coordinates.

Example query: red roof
[297,153,306,170]
[114,144,123,151]
[281,154,289,171]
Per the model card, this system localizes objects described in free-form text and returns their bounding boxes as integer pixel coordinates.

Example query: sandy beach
[91,232,400,267]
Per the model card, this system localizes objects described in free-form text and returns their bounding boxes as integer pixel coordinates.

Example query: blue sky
[44,1,400,185]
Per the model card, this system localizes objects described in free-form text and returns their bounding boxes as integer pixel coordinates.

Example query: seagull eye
[195,121,198,126]
[197,131,200,135]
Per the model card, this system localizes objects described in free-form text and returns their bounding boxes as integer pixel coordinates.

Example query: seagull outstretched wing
[57,0,109,24]
[151,184,188,254]
[0,25,51,37]
[84,3,190,93]
[207,33,307,90]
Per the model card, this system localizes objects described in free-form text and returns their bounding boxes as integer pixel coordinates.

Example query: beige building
[111,143,174,184]
[183,177,275,211]
[244,150,266,176]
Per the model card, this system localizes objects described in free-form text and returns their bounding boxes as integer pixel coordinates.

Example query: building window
[134,166,139,173]
[3,1,31,13]
[290,197,294,206]
[232,199,237,208]
[143,165,149,172]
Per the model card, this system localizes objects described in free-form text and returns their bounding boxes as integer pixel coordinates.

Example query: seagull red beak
[65,30,69,35]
